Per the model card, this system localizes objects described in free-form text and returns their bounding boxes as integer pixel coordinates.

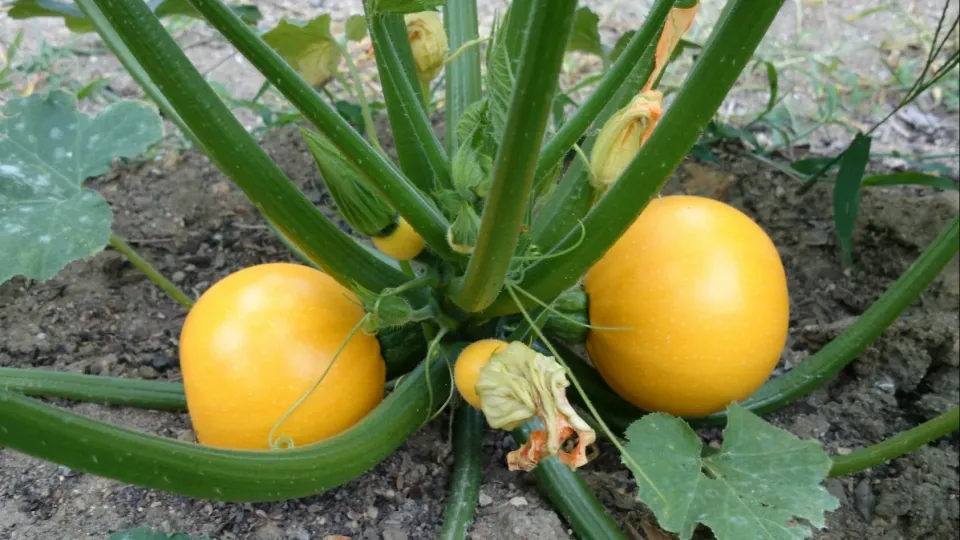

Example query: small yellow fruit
[585,195,789,417]
[454,339,508,408]
[373,217,425,261]
[179,263,385,449]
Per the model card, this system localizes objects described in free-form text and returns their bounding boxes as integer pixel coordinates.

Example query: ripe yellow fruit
[454,339,508,409]
[585,195,789,417]
[373,217,425,261]
[179,263,385,449]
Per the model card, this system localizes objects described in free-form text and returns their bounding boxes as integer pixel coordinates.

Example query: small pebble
[172,271,186,283]
[478,492,493,507]
[509,496,528,507]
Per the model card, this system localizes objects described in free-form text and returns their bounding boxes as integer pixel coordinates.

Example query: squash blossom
[405,11,449,86]
[297,41,340,88]
[475,342,596,471]
[588,90,663,191]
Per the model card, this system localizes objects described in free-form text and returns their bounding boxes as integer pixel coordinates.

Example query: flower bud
[588,90,663,192]
[405,11,449,85]
[302,129,396,238]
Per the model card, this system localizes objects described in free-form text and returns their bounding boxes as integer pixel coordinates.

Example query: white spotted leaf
[623,403,839,540]
[0,91,163,283]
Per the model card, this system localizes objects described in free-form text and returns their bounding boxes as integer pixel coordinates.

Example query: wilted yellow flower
[475,342,596,471]
[645,4,699,91]
[588,90,663,191]
[405,11,449,84]
[296,41,340,88]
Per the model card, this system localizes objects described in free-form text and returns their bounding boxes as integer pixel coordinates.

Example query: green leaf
[371,0,445,14]
[484,20,515,142]
[261,16,340,81]
[624,404,839,540]
[76,76,111,100]
[790,156,838,176]
[834,133,872,264]
[862,171,958,191]
[756,60,779,117]
[345,14,368,41]
[6,0,94,32]
[107,526,212,540]
[455,99,488,147]
[0,91,162,283]
[6,0,261,33]
[335,99,365,134]
[567,7,603,56]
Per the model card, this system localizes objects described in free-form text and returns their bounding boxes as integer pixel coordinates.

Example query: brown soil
[1,125,958,540]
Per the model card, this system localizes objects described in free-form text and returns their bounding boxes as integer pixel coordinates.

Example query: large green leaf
[0,91,163,283]
[567,6,603,56]
[6,0,261,34]
[107,527,212,540]
[623,404,839,540]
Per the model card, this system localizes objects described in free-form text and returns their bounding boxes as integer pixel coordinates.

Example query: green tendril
[267,316,367,449]
[513,220,588,262]
[511,282,630,332]
[423,327,450,425]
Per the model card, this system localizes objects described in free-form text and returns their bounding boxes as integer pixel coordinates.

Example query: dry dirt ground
[1,1,959,539]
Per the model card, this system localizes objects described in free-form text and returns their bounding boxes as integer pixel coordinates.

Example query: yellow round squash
[585,195,789,417]
[179,263,385,449]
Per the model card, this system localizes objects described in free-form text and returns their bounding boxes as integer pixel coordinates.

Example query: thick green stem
[0,349,457,502]
[830,407,960,477]
[443,0,482,155]
[533,0,674,184]
[74,0,203,150]
[451,0,579,312]
[514,422,627,539]
[181,0,455,262]
[531,9,665,253]
[439,405,483,540]
[109,234,193,309]
[481,0,787,318]
[90,0,412,293]
[0,368,187,411]
[365,10,451,191]
[332,37,387,159]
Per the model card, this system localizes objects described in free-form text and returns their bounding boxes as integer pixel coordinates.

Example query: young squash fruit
[454,338,508,409]
[179,263,385,450]
[373,217,426,261]
[585,195,789,417]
